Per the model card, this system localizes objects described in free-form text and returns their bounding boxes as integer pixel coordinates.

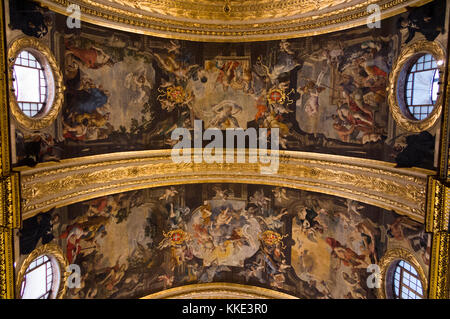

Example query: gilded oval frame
[388,40,446,133]
[376,248,428,299]
[7,37,65,130]
[15,243,69,299]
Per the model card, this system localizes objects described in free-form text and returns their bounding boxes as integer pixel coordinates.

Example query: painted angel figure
[297,70,326,116]
[346,199,365,215]
[64,37,114,69]
[249,189,271,208]
[125,69,153,108]
[272,187,289,203]
[253,54,299,85]
[152,51,199,80]
[212,185,234,200]
[159,186,178,201]
[166,40,181,54]
[279,39,295,55]
[209,100,243,129]
[256,208,288,230]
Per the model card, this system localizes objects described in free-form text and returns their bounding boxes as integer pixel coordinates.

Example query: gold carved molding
[17,150,431,222]
[15,244,69,299]
[142,282,298,299]
[105,0,355,22]
[0,173,21,229]
[0,228,14,299]
[425,177,450,299]
[36,0,431,42]
[426,177,449,234]
[427,231,450,299]
[376,248,428,299]
[388,40,446,133]
[7,37,65,130]
[0,0,20,300]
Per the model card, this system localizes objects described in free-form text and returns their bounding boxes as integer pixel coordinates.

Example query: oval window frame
[388,40,446,132]
[15,244,69,299]
[376,248,427,299]
[8,37,64,130]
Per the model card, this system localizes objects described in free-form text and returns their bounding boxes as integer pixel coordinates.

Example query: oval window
[20,254,61,299]
[388,41,445,132]
[8,37,64,129]
[405,53,441,120]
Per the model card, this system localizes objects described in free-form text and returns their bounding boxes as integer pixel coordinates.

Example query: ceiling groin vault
[0,0,449,300]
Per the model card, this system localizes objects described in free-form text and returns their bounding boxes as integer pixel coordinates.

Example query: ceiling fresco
[10,0,446,170]
[5,0,448,300]
[16,184,430,299]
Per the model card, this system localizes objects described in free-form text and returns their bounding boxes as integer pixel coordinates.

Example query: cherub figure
[249,189,271,208]
[297,70,327,116]
[212,185,234,200]
[209,100,242,129]
[257,208,288,230]
[159,187,178,201]
[279,39,295,55]
[124,69,153,107]
[272,187,289,203]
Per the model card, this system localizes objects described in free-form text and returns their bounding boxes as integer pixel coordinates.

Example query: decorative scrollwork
[18,150,429,222]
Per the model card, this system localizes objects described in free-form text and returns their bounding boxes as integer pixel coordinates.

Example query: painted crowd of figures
[18,184,430,299]
[11,0,446,167]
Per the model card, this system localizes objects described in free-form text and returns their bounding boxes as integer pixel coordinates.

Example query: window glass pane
[13,51,47,118]
[21,255,54,299]
[405,54,440,120]
[393,260,423,299]
[14,65,41,102]
[411,69,435,105]
[21,264,48,299]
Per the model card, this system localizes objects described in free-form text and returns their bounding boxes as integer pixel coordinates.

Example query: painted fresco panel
[17,184,430,299]
[9,1,447,166]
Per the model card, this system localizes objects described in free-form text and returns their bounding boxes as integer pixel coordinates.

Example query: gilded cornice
[36,0,432,42]
[142,282,298,299]
[17,150,431,222]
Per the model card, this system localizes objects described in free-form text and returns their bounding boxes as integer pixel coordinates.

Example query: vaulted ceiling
[3,0,449,300]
